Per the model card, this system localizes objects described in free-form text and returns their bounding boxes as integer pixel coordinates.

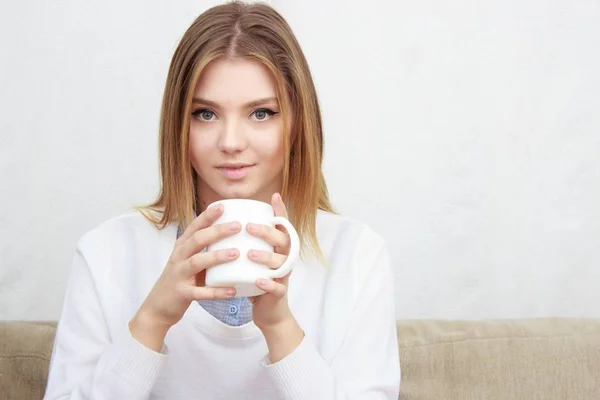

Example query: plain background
[1,0,599,321]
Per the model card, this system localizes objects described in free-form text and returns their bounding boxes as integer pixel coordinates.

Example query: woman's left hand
[246,193,294,331]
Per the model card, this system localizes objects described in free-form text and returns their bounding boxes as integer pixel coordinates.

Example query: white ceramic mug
[204,199,300,297]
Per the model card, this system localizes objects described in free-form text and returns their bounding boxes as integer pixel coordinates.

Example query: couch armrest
[0,321,57,400]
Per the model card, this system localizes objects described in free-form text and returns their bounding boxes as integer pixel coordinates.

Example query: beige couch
[1,319,599,399]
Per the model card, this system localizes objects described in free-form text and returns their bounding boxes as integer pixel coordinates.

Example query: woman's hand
[247,193,304,362]
[130,204,241,351]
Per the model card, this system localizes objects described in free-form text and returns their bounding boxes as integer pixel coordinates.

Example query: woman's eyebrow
[192,97,278,109]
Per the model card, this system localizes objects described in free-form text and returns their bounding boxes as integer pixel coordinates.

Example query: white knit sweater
[44,210,400,399]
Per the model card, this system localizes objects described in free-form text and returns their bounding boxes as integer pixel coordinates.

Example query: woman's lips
[217,165,255,180]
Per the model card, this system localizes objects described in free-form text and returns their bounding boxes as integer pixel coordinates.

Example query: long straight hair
[138,1,334,260]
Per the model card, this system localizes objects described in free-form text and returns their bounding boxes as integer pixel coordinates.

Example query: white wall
[1,0,599,321]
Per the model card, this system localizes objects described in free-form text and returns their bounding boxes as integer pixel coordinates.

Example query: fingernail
[227,288,236,296]
[247,223,255,232]
[248,250,257,258]
[213,204,222,213]
[228,249,238,257]
[229,222,240,231]
[257,279,268,287]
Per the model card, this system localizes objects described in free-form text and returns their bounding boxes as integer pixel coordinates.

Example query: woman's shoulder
[316,209,387,263]
[77,210,172,252]
[313,211,393,306]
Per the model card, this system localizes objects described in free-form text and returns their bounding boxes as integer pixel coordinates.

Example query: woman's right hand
[129,203,241,351]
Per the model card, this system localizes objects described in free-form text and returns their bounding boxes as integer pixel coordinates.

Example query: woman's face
[189,58,288,209]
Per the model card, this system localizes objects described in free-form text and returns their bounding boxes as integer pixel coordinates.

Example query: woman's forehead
[193,58,279,107]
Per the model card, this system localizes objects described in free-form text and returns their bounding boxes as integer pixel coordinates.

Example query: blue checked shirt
[177,225,252,326]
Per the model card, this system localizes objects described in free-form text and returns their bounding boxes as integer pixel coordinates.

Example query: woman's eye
[251,108,277,121]
[193,109,216,121]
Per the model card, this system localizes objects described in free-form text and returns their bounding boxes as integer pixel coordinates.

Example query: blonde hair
[138,1,334,260]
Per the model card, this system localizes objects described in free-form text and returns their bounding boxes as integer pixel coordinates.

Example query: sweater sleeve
[262,243,401,399]
[44,244,167,400]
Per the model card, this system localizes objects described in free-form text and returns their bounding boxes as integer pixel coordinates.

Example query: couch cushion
[0,321,57,400]
[2,319,600,400]
[397,318,600,400]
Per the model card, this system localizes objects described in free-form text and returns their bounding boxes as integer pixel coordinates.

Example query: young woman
[45,2,400,399]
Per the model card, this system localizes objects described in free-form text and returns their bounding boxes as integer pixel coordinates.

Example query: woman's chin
[217,189,276,204]
[216,188,258,200]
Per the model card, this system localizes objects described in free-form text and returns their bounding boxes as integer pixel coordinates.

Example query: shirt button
[228,305,238,315]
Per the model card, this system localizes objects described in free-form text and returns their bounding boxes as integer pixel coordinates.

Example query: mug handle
[264,216,300,279]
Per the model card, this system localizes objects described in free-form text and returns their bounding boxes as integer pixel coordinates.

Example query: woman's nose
[217,119,247,154]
